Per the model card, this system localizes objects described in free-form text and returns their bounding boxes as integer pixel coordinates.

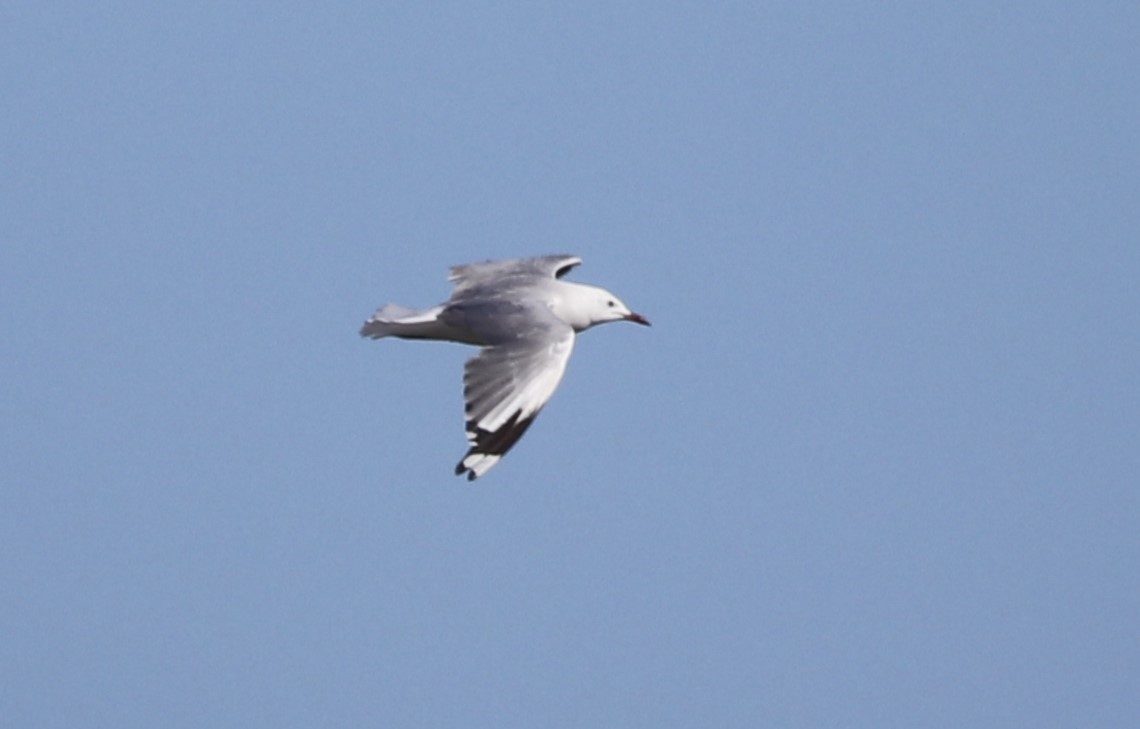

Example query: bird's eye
[607,300,615,307]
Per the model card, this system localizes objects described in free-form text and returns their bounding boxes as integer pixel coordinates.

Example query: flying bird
[360,254,650,480]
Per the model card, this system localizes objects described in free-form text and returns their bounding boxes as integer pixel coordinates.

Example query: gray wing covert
[448,254,582,297]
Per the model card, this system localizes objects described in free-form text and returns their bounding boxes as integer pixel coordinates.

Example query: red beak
[625,312,651,326]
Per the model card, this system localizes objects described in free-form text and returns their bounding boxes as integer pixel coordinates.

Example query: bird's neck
[549,282,601,332]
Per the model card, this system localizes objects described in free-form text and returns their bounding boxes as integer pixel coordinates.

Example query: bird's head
[557,283,651,331]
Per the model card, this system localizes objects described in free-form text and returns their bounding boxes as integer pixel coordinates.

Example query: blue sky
[3,2,1138,726]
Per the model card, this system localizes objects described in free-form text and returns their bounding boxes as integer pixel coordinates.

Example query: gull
[360,254,650,480]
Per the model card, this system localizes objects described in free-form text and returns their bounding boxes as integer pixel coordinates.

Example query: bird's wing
[452,303,576,480]
[448,254,582,297]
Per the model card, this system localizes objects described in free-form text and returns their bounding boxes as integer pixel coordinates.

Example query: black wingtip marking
[454,459,481,481]
[453,409,540,480]
[554,262,578,279]
[471,410,536,457]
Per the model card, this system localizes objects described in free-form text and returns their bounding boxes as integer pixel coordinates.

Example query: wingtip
[454,459,480,481]
[455,451,503,481]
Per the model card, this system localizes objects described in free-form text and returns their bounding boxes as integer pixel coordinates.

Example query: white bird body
[361,254,649,480]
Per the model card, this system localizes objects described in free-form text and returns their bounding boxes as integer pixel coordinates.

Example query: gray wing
[449,302,576,480]
[448,254,582,298]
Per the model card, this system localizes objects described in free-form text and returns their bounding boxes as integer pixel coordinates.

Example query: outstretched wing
[454,310,576,481]
[448,254,582,297]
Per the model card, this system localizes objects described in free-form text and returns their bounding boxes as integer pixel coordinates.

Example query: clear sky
[3,2,1138,727]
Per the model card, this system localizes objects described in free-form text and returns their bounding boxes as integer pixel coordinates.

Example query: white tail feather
[359,304,482,343]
